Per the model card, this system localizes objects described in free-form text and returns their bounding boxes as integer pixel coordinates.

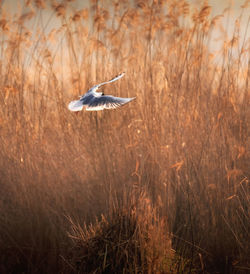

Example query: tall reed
[0,0,249,273]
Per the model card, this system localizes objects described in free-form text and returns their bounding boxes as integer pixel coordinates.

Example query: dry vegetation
[0,0,249,273]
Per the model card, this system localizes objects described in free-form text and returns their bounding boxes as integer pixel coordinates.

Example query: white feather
[68,100,84,111]
[86,105,105,111]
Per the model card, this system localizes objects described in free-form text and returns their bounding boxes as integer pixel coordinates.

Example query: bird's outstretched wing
[81,72,125,98]
[97,72,125,88]
[86,95,135,111]
[96,72,125,89]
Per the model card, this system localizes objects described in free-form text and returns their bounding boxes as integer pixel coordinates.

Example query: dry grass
[0,0,249,273]
[67,191,171,273]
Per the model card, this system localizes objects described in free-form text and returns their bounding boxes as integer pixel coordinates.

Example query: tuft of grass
[67,191,172,273]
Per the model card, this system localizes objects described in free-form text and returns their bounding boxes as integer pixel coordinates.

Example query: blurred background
[0,0,249,273]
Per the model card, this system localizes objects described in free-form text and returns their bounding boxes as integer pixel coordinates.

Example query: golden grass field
[0,0,249,273]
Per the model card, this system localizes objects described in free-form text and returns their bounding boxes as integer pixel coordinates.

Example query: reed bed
[0,0,249,273]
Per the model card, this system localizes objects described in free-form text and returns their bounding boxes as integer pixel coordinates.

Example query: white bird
[68,72,135,111]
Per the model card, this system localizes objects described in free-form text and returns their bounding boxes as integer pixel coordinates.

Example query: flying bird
[68,72,135,111]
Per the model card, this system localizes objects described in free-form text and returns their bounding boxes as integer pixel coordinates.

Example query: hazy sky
[2,0,249,29]
[1,0,249,54]
[1,0,248,82]
[2,0,248,14]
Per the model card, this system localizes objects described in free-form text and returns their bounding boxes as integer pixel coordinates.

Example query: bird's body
[68,72,135,111]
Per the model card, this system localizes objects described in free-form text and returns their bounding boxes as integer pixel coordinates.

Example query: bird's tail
[68,100,84,111]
